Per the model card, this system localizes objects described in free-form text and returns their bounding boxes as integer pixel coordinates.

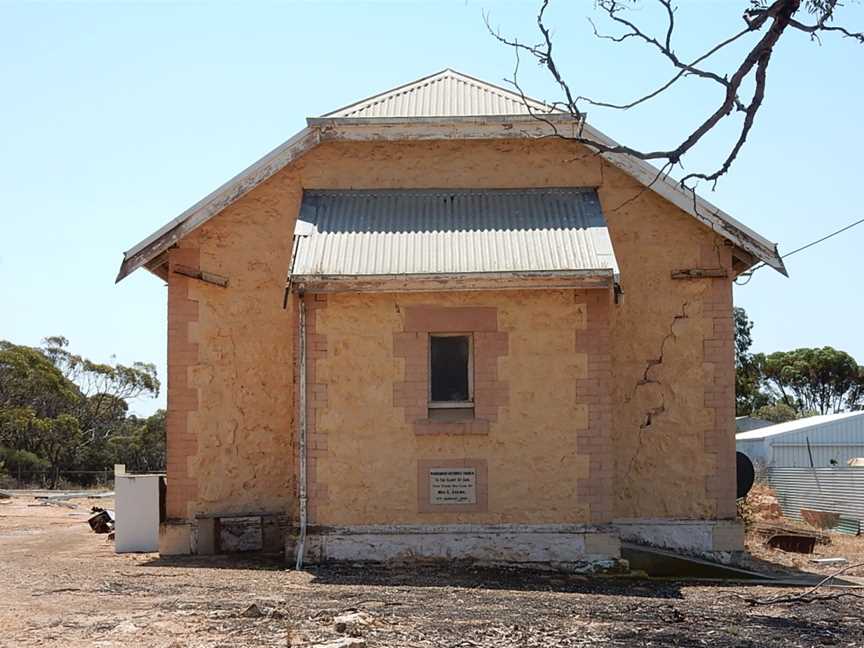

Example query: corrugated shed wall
[736,439,769,466]
[770,415,864,466]
[768,467,864,531]
[772,443,864,468]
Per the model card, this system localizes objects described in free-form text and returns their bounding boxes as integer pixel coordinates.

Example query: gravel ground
[1,494,862,648]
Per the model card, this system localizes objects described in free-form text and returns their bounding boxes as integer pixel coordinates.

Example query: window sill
[413,418,490,436]
[427,406,474,421]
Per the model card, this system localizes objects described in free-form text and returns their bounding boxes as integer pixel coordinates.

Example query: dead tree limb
[737,562,864,605]
[487,0,863,188]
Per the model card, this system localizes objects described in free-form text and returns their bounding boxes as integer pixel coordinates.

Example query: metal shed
[767,467,864,533]
[736,411,864,468]
[735,416,772,433]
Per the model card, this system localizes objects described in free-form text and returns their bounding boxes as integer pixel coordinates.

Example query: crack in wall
[226,332,247,422]
[640,405,666,430]
[626,300,690,476]
[637,301,690,394]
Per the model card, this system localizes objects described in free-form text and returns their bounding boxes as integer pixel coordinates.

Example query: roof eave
[290,269,616,294]
[116,114,786,282]
[307,114,573,128]
[115,127,320,282]
[575,122,787,276]
[309,117,786,275]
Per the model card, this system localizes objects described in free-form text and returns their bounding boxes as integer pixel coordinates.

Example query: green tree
[734,307,754,362]
[753,402,798,423]
[848,366,864,412]
[0,341,79,419]
[0,446,50,480]
[0,338,162,487]
[41,336,160,482]
[0,342,82,485]
[734,308,771,416]
[763,347,863,415]
[109,410,166,473]
[38,414,83,488]
[41,336,159,438]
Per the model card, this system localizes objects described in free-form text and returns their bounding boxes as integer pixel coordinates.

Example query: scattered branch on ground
[738,562,864,605]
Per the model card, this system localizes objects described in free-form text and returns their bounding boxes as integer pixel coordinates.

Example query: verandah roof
[289,188,618,281]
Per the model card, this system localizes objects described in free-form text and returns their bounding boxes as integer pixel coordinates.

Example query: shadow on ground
[306,564,691,599]
[139,553,286,571]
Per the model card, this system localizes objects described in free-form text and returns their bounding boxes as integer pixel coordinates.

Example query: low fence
[1,469,115,490]
[768,467,864,534]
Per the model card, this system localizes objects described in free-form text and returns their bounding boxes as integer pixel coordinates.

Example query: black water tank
[736,451,755,499]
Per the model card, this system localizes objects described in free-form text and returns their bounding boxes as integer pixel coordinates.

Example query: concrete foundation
[159,521,192,555]
[286,524,626,572]
[163,518,744,570]
[613,519,745,563]
[159,514,288,556]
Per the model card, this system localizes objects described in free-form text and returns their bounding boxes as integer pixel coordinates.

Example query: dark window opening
[429,335,471,404]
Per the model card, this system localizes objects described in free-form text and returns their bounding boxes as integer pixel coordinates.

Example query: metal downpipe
[295,294,308,570]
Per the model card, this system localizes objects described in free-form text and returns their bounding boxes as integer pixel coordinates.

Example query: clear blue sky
[2,1,862,416]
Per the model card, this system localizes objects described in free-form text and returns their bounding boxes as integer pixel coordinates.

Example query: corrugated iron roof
[735,411,864,440]
[322,69,555,119]
[290,188,618,277]
[115,69,786,282]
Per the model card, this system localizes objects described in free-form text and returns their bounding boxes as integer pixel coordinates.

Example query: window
[429,334,473,418]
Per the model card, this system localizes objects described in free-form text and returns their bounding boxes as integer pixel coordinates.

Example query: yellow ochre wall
[163,137,735,529]
[309,290,606,525]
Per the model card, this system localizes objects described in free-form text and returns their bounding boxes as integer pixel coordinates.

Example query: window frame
[427,332,474,409]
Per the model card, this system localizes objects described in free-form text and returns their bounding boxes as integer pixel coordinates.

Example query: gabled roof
[323,69,554,118]
[291,188,618,278]
[116,69,787,282]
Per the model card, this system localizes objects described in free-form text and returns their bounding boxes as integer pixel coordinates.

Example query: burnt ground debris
[1,494,863,647]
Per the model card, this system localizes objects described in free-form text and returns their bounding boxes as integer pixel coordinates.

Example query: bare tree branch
[579,19,757,111]
[592,0,739,93]
[489,0,863,186]
[789,17,864,42]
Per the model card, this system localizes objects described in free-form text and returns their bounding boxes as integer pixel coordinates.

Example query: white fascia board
[116,127,320,281]
[578,122,786,275]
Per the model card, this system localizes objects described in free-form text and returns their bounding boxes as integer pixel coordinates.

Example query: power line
[780,215,864,261]
[735,215,864,285]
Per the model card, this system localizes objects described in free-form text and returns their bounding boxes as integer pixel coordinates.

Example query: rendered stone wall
[308,289,608,525]
[161,137,737,537]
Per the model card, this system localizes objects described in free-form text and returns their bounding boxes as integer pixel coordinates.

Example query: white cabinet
[115,474,162,553]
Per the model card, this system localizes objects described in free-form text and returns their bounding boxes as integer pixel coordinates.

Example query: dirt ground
[739,484,864,578]
[1,493,863,648]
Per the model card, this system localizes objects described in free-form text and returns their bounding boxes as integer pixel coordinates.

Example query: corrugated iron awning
[290,188,618,287]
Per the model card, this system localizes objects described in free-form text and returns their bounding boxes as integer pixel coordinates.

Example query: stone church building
[117,69,785,567]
